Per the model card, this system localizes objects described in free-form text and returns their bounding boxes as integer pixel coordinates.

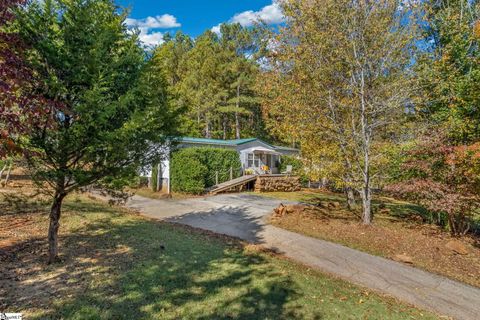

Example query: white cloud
[211,1,285,34]
[211,24,222,35]
[232,1,284,27]
[138,31,165,47]
[125,14,181,29]
[126,14,180,47]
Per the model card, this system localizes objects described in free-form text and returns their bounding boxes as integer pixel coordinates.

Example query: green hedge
[279,155,309,184]
[151,163,159,191]
[279,155,303,174]
[171,147,241,194]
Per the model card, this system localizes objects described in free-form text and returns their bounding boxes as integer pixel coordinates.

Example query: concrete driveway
[126,193,480,320]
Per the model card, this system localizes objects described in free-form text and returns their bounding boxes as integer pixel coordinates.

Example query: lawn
[260,189,480,288]
[0,190,438,319]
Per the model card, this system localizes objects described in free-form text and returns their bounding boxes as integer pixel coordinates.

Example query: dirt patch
[270,204,480,288]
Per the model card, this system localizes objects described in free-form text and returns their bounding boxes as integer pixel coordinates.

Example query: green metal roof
[178,137,258,146]
[273,145,299,152]
[177,137,299,152]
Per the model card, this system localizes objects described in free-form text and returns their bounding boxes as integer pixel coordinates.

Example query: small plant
[245,168,255,175]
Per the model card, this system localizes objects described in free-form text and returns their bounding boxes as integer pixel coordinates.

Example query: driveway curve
[126,193,480,320]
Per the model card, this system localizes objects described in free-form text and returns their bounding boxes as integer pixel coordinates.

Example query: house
[153,137,299,192]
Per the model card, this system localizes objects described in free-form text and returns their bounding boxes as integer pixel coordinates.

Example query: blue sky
[115,0,284,46]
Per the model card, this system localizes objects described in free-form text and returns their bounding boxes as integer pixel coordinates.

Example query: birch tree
[262,0,418,223]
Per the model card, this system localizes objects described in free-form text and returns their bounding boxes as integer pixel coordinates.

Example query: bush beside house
[279,155,309,184]
[151,163,159,191]
[171,148,241,194]
[279,155,303,173]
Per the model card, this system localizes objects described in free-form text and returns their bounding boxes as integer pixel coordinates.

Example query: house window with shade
[247,153,254,167]
[247,153,260,167]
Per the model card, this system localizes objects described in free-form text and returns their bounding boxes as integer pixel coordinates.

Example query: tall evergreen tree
[152,24,267,140]
[417,0,480,143]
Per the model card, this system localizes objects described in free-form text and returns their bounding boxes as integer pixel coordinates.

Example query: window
[266,154,272,168]
[274,155,280,168]
[248,153,260,167]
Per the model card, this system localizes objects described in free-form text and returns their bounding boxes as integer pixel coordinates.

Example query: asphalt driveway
[126,193,480,320]
[128,193,287,242]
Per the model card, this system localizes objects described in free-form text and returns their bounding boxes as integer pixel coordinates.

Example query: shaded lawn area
[0,192,438,320]
[260,189,480,288]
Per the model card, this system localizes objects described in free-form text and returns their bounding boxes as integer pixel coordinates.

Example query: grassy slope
[0,193,438,320]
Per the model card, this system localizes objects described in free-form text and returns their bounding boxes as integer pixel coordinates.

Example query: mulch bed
[270,202,480,288]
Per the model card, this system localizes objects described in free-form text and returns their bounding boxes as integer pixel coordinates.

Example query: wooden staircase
[208,175,258,195]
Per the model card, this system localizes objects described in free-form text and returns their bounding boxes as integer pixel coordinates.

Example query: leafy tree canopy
[152,24,269,140]
[417,0,480,143]
[13,0,179,262]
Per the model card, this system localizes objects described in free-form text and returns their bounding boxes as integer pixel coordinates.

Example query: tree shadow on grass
[0,192,50,217]
[2,200,322,320]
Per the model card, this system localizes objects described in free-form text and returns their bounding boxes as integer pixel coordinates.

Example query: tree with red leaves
[386,132,480,236]
[0,0,52,157]
[0,0,26,156]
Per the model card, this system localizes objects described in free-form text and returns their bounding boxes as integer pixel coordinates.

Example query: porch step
[208,175,258,195]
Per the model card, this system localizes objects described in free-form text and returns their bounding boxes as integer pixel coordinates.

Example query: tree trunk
[205,115,211,138]
[223,116,227,140]
[343,172,356,210]
[358,67,372,225]
[0,164,6,184]
[235,112,240,139]
[319,177,327,189]
[360,185,372,224]
[235,83,241,139]
[3,163,12,186]
[345,186,356,210]
[48,191,66,264]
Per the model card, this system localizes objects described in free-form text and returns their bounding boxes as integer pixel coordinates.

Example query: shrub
[127,175,149,188]
[279,155,309,184]
[386,133,480,236]
[171,150,207,194]
[170,147,241,194]
[151,163,159,192]
[138,176,149,187]
[279,155,303,173]
[199,148,241,187]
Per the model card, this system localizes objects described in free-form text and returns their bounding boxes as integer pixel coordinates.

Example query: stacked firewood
[254,176,301,192]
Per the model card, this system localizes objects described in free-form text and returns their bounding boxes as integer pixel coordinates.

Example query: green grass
[4,195,438,319]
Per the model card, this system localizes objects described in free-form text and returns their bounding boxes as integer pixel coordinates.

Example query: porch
[240,146,282,175]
